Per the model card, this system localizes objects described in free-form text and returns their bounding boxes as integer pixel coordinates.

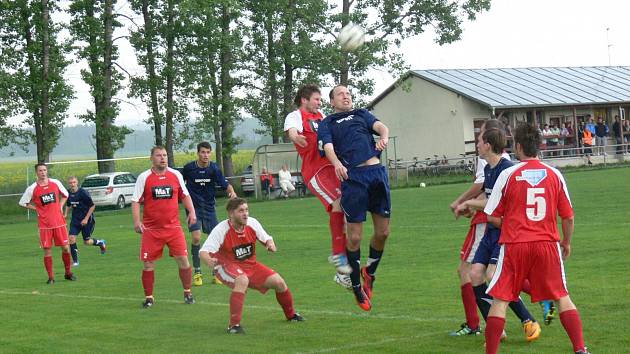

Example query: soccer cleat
[575,348,590,354]
[73,261,79,267]
[193,272,203,286]
[523,320,541,342]
[184,292,195,304]
[46,278,55,285]
[328,254,352,275]
[352,286,372,311]
[449,322,481,336]
[99,240,107,255]
[360,267,375,300]
[64,273,77,281]
[227,324,245,334]
[333,273,352,290]
[142,297,154,308]
[540,300,556,325]
[288,313,305,322]
[212,276,223,285]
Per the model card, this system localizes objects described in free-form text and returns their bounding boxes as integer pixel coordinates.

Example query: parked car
[240,165,254,195]
[82,172,137,209]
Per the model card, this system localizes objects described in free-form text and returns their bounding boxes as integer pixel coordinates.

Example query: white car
[82,172,137,209]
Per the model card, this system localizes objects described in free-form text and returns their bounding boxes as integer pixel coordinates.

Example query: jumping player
[284,84,352,282]
[19,163,75,284]
[199,198,303,334]
[318,84,391,311]
[64,176,106,266]
[483,123,589,354]
[132,146,197,308]
[181,141,237,286]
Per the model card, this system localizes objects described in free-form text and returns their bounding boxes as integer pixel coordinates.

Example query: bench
[261,172,306,199]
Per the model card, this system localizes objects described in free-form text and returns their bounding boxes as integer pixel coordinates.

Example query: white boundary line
[296,330,446,354]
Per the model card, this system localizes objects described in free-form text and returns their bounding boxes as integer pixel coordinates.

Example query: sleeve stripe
[541,162,573,208]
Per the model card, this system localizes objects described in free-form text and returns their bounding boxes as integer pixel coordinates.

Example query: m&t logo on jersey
[151,185,173,199]
[40,192,56,205]
[233,243,254,260]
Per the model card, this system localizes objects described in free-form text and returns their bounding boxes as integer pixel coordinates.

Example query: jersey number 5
[526,188,546,221]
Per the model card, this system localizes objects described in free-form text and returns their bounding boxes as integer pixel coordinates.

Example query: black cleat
[64,273,77,281]
[46,278,55,285]
[184,293,195,304]
[288,313,305,322]
[449,322,481,336]
[142,297,154,308]
[575,348,590,354]
[227,324,245,334]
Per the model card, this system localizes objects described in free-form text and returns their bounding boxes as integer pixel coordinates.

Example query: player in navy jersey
[64,176,106,266]
[317,85,391,311]
[181,141,237,286]
[455,128,542,342]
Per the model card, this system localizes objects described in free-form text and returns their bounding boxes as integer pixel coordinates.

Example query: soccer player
[317,84,391,311]
[64,176,106,266]
[132,146,197,308]
[199,198,304,334]
[284,84,352,281]
[19,163,75,284]
[483,123,589,354]
[181,141,237,286]
[455,127,542,342]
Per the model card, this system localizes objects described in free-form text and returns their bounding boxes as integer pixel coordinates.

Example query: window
[113,175,126,185]
[124,174,136,184]
[82,177,110,188]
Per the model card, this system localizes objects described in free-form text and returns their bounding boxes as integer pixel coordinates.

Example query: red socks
[61,252,72,275]
[275,289,295,320]
[329,211,346,255]
[44,255,53,279]
[230,291,246,326]
[142,270,154,297]
[179,267,193,292]
[485,316,506,354]
[560,309,586,352]
[461,282,480,329]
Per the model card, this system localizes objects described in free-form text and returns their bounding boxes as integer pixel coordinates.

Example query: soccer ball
[338,23,365,51]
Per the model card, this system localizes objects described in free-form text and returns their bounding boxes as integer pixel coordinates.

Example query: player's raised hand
[375,137,388,151]
[334,162,348,181]
[134,221,145,234]
[560,241,571,260]
[294,135,308,148]
[228,190,237,199]
[265,240,277,252]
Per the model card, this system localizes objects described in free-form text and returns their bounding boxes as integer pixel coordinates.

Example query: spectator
[581,123,594,165]
[577,119,585,155]
[541,124,552,156]
[594,116,609,155]
[278,164,296,198]
[612,115,623,155]
[549,123,560,156]
[585,115,596,135]
[564,121,575,156]
[559,122,569,156]
[260,168,274,195]
[623,119,630,153]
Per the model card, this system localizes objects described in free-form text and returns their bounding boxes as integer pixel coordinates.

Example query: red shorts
[39,226,69,248]
[140,228,188,261]
[307,165,341,212]
[487,241,568,302]
[460,222,486,263]
[214,262,276,294]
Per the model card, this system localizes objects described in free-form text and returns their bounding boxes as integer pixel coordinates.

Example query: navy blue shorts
[341,164,391,223]
[69,220,96,241]
[472,226,501,265]
[187,209,218,234]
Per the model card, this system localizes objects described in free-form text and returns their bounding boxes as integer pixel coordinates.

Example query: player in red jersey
[284,84,352,283]
[483,124,589,354]
[199,198,304,334]
[19,163,75,284]
[132,146,197,308]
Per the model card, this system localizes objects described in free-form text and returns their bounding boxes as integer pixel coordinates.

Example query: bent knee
[234,275,249,288]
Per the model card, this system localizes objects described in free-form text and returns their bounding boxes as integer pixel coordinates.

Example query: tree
[69,0,131,172]
[0,0,73,162]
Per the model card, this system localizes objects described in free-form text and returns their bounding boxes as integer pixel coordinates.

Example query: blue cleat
[540,300,556,325]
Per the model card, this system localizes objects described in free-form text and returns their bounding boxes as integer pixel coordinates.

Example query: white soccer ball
[420,182,426,188]
[338,23,365,51]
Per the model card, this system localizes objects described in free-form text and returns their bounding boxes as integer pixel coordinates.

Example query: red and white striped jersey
[200,217,272,267]
[19,179,68,229]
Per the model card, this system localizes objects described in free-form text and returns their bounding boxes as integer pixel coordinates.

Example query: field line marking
[0,289,456,323]
[296,330,445,354]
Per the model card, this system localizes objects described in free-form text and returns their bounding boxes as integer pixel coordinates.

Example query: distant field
[0,167,628,353]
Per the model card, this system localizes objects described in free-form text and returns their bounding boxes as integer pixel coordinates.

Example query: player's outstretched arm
[287,127,307,148]
[323,143,348,181]
[131,201,144,234]
[372,121,389,151]
[265,239,277,252]
[199,251,218,269]
[182,195,197,226]
[226,184,237,199]
[450,183,484,212]
[560,217,574,260]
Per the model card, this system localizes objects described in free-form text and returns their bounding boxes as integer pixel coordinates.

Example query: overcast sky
[62,0,630,126]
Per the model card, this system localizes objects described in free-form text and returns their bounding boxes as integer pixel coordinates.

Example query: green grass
[0,167,628,353]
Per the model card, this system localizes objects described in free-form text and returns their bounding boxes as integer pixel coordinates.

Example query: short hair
[34,163,47,171]
[329,84,346,100]
[226,197,247,212]
[294,84,321,107]
[481,128,506,154]
[197,141,212,152]
[150,145,166,156]
[67,176,78,182]
[514,123,541,158]
[482,118,504,131]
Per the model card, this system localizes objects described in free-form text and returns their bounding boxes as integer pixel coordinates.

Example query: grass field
[0,167,628,353]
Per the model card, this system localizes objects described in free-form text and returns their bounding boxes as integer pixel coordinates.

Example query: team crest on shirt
[516,169,547,186]
[40,192,56,205]
[308,119,319,132]
[232,243,254,260]
[152,185,173,199]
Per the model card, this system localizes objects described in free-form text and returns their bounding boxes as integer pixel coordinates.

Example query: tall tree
[0,0,73,162]
[69,0,131,172]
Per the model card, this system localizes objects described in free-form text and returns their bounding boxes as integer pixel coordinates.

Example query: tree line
[0,0,489,175]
